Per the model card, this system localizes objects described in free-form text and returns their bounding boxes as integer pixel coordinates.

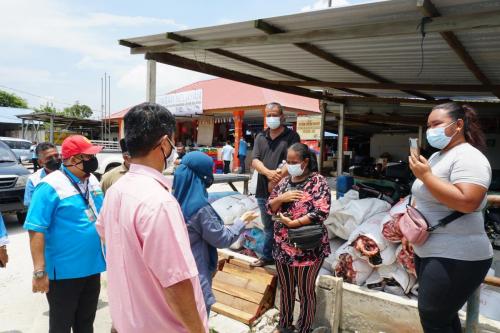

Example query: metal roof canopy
[120,0,500,103]
[17,113,102,128]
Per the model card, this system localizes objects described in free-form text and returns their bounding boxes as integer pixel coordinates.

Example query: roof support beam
[145,52,341,102]
[267,80,499,92]
[129,10,500,53]
[165,32,372,97]
[417,0,500,99]
[255,19,434,100]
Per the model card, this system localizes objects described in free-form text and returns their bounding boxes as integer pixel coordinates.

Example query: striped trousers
[275,260,323,333]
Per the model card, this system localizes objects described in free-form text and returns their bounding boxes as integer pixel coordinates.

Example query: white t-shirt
[222,145,234,161]
[412,143,493,261]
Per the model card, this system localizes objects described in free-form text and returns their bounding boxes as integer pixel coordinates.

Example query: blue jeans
[257,197,274,261]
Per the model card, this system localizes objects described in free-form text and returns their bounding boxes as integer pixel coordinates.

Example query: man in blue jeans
[250,102,300,267]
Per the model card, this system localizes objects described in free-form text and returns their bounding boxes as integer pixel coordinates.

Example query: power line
[0,84,102,116]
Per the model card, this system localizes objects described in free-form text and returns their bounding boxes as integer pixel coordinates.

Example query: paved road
[0,181,249,333]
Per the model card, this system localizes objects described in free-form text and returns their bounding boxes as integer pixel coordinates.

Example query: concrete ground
[0,180,255,333]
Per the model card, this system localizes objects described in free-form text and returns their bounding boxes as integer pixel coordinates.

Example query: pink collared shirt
[96,164,208,333]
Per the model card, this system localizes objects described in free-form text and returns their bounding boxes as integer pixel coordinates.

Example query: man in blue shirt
[238,137,248,174]
[24,142,62,207]
[25,135,105,333]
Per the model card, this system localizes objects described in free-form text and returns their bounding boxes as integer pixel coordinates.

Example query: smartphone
[409,138,420,157]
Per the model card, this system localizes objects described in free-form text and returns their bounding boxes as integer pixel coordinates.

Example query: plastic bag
[348,213,398,267]
[325,193,391,240]
[322,238,345,272]
[211,194,264,229]
[378,263,416,295]
[241,228,265,257]
[332,242,373,286]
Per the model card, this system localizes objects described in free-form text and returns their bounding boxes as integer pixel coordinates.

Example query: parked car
[92,140,123,179]
[0,137,33,163]
[0,140,30,223]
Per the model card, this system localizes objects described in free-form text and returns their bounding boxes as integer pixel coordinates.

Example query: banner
[158,89,203,116]
[297,115,322,140]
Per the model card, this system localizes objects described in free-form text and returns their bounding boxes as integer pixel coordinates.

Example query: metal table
[213,174,251,195]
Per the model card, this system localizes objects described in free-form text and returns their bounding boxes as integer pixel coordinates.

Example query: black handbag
[287,224,324,250]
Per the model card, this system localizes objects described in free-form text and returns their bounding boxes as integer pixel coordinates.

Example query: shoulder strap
[428,211,465,231]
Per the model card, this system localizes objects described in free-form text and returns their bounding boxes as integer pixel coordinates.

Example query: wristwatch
[33,270,47,279]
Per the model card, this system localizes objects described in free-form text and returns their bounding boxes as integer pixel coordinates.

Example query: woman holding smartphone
[409,102,492,333]
[267,143,331,333]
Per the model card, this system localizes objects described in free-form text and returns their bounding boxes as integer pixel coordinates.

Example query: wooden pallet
[211,258,277,325]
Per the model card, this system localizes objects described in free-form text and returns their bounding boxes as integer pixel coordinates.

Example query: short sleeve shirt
[252,128,301,198]
[24,168,47,206]
[412,143,493,261]
[96,164,208,333]
[24,167,106,280]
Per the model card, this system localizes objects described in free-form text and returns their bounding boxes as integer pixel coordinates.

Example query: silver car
[0,137,33,163]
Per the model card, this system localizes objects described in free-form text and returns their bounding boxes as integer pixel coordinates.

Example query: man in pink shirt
[96,102,207,333]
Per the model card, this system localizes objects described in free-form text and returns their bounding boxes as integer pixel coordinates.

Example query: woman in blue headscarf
[173,151,258,314]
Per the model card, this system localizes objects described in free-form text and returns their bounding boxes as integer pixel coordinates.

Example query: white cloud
[301,0,351,11]
[0,0,185,62]
[0,67,53,84]
[117,63,214,104]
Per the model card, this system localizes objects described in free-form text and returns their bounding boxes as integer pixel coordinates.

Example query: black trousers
[414,255,492,333]
[46,274,101,333]
[223,160,231,174]
[275,260,323,333]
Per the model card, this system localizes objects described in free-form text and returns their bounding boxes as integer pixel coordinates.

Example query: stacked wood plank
[212,258,277,324]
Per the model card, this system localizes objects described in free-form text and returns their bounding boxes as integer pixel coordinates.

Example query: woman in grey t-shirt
[409,102,492,333]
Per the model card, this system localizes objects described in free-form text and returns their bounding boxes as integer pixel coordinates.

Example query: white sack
[378,263,417,294]
[325,193,391,240]
[332,242,373,286]
[211,194,264,229]
[322,238,346,272]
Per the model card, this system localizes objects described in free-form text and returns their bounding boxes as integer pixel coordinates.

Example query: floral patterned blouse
[267,172,331,267]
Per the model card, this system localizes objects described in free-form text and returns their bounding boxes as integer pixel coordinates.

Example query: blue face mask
[266,117,281,130]
[426,121,457,150]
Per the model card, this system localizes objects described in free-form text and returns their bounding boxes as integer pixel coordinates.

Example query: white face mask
[287,163,305,177]
[266,117,281,130]
[161,136,178,169]
[426,121,457,150]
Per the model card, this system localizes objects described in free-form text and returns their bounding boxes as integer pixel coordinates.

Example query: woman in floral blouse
[267,143,331,333]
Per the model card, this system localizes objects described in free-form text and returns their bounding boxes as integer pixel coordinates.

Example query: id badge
[85,208,96,222]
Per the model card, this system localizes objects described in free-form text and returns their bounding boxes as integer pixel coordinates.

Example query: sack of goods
[324,190,391,240]
[211,193,263,230]
[332,242,373,286]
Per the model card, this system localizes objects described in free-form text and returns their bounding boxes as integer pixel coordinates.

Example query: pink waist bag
[399,201,464,246]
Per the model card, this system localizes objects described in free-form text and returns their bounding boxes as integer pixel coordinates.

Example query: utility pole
[328,0,332,7]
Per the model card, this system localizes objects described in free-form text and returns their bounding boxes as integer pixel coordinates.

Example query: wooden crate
[211,258,277,325]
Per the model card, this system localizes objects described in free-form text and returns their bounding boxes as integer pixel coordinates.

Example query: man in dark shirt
[251,102,300,267]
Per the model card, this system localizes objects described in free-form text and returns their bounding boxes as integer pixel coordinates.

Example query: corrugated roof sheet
[121,0,500,101]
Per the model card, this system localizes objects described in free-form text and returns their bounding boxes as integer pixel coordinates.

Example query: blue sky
[0,0,380,117]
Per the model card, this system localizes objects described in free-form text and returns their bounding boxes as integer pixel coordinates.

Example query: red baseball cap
[61,135,103,159]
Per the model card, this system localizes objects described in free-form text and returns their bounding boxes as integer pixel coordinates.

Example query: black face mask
[44,157,62,172]
[202,174,214,189]
[76,156,99,175]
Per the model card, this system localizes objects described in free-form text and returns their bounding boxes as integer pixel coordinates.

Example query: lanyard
[62,169,97,217]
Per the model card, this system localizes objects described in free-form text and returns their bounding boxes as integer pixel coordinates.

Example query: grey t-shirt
[412,143,493,261]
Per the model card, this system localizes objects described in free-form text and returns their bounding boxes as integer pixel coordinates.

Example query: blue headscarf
[173,151,215,220]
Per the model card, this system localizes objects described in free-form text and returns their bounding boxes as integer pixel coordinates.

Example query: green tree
[35,104,58,114]
[63,102,93,119]
[0,90,28,108]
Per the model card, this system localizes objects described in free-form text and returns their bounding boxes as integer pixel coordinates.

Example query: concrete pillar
[49,114,54,144]
[314,276,343,333]
[146,60,157,103]
[336,104,345,176]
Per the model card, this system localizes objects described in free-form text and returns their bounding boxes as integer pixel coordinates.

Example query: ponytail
[432,102,486,151]
[289,143,319,172]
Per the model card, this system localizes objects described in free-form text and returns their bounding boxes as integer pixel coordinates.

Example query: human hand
[241,211,259,224]
[409,153,431,181]
[32,275,49,293]
[0,246,7,268]
[278,190,303,203]
[278,213,296,227]
[266,170,282,184]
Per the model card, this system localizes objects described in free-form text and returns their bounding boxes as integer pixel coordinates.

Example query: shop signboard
[158,89,203,116]
[297,115,322,140]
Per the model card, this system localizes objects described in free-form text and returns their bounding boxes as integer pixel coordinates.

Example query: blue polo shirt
[24,167,106,280]
[24,168,47,206]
